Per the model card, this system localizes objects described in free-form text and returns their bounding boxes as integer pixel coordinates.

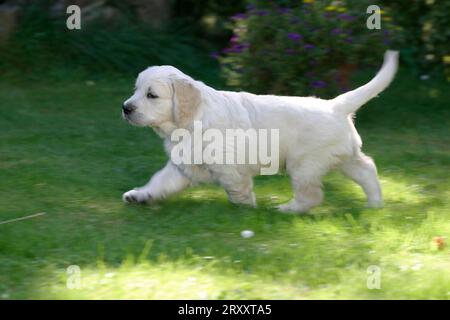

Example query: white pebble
[241,230,254,238]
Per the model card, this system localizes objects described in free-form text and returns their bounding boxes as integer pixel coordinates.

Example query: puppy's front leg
[123,161,190,204]
[217,172,256,207]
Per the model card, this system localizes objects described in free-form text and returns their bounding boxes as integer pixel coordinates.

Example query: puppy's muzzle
[122,103,136,115]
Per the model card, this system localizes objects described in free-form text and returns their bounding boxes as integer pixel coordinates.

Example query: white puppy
[122,51,398,213]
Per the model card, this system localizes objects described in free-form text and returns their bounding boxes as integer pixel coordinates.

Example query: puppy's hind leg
[340,152,383,208]
[278,159,327,214]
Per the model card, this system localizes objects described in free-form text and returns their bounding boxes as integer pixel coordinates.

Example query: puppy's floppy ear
[172,78,201,128]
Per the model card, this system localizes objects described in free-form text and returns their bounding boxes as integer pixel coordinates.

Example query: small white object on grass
[240,230,254,239]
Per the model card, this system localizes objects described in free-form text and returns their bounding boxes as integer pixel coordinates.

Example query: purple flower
[231,13,246,20]
[311,80,326,88]
[231,45,243,53]
[338,13,355,21]
[345,37,354,43]
[255,9,270,16]
[230,35,239,43]
[288,32,302,42]
[303,43,315,50]
[331,28,343,35]
[278,7,291,14]
[223,42,249,54]
[210,51,219,59]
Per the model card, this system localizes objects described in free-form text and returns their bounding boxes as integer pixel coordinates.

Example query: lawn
[0,69,449,299]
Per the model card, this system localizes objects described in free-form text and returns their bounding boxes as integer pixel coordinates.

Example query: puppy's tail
[331,50,399,115]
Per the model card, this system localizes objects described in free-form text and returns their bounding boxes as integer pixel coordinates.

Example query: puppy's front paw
[367,199,383,208]
[122,188,153,204]
[277,200,309,214]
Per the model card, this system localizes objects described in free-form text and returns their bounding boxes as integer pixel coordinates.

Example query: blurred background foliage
[0,0,449,95]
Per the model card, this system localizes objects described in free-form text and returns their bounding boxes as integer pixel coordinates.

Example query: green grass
[0,69,449,300]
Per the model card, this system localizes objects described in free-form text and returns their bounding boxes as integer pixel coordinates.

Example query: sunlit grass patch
[31,259,312,300]
[28,243,450,299]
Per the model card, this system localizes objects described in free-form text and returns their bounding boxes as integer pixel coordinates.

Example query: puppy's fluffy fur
[122,51,398,213]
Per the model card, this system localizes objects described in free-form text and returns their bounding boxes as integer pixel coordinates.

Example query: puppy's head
[122,66,201,129]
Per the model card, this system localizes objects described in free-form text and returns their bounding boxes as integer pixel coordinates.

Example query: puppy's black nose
[122,103,135,115]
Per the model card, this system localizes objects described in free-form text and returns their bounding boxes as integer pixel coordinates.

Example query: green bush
[171,0,246,42]
[218,0,401,97]
[383,0,450,80]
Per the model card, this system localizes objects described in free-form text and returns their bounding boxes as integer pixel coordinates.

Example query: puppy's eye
[147,92,158,99]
